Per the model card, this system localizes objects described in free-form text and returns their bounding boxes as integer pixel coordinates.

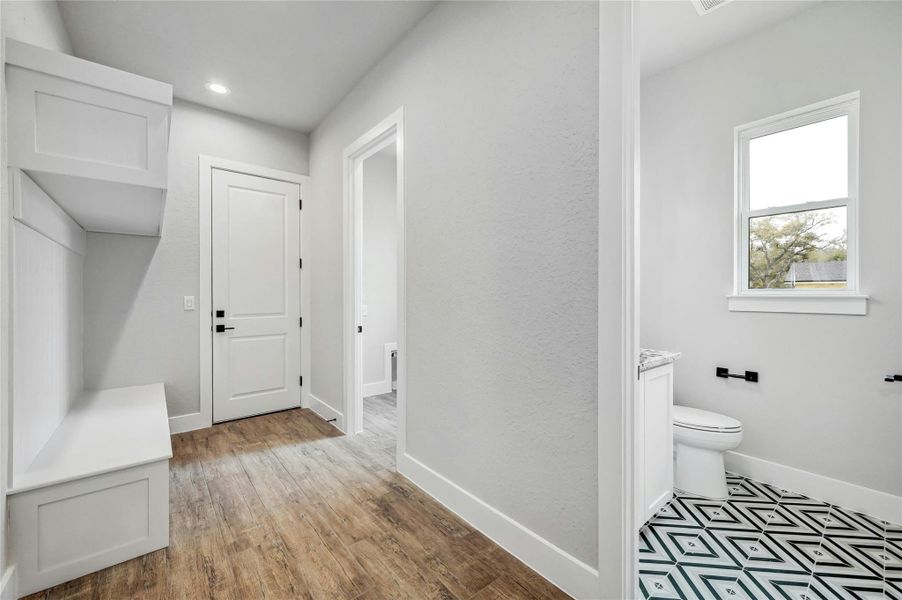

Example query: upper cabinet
[5,39,172,236]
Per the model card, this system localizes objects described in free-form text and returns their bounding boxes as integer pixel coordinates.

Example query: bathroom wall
[362,149,397,393]
[83,99,308,419]
[641,1,902,496]
[309,0,602,574]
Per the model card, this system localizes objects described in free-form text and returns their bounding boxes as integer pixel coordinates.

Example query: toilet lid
[673,405,742,432]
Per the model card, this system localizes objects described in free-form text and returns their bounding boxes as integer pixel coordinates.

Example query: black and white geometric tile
[639,474,900,599]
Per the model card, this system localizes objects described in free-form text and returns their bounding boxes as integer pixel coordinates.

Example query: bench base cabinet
[636,363,674,528]
[7,384,171,597]
[10,460,169,597]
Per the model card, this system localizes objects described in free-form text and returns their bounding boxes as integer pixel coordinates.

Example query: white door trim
[624,2,640,596]
[597,1,640,597]
[189,155,309,435]
[342,108,406,461]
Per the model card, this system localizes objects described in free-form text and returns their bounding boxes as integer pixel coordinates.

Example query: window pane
[748,206,847,289]
[749,115,848,210]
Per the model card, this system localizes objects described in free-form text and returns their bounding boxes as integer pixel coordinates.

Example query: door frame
[185,155,309,434]
[342,108,406,457]
[598,1,640,597]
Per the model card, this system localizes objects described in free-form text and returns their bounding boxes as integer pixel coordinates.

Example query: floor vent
[691,0,733,16]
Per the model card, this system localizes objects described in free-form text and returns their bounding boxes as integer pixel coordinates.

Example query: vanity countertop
[639,348,681,372]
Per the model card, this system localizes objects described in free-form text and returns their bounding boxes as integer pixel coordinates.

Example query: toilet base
[674,442,729,499]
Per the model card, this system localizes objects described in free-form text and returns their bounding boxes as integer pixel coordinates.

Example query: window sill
[726,293,868,315]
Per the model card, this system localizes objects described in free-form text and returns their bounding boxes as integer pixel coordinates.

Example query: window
[729,92,866,315]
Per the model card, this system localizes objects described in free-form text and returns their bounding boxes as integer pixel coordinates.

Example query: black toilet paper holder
[716,367,759,382]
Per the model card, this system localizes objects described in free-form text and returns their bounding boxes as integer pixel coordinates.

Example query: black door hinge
[357,325,363,333]
[299,199,303,210]
[299,258,303,269]
[299,376,303,386]
[299,317,303,327]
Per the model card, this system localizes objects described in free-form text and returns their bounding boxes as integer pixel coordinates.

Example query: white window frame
[728,91,868,315]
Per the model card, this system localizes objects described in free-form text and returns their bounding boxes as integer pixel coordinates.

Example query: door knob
[215,324,235,333]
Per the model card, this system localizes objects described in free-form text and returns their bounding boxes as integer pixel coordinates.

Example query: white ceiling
[58,1,436,132]
[640,0,817,79]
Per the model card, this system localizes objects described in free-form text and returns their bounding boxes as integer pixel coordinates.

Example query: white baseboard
[397,453,599,599]
[309,394,345,433]
[362,380,392,398]
[0,565,17,600]
[168,411,209,435]
[363,343,397,398]
[725,451,902,525]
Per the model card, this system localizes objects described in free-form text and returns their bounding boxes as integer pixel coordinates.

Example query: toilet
[673,405,743,499]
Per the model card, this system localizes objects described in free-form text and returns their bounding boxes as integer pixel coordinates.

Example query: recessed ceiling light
[205,82,230,95]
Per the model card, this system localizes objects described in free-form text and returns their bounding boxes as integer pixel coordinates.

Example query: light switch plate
[183,296,196,311]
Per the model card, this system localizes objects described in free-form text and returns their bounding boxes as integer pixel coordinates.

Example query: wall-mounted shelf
[4,38,172,236]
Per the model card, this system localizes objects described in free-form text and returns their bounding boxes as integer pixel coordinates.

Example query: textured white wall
[641,2,902,495]
[1,0,72,54]
[362,150,397,389]
[309,1,600,565]
[84,100,308,417]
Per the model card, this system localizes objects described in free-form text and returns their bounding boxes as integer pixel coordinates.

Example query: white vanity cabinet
[636,362,674,527]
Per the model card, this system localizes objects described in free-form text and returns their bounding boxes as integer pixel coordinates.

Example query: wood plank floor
[25,393,571,600]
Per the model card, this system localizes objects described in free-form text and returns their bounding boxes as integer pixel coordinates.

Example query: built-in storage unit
[636,362,675,527]
[5,38,172,236]
[9,385,171,597]
[5,38,173,597]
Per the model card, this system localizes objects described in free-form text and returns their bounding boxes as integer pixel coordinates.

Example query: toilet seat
[673,405,741,433]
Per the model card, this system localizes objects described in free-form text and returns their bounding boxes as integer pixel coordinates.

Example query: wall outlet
[183,296,195,311]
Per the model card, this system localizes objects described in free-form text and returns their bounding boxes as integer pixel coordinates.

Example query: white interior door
[212,169,300,422]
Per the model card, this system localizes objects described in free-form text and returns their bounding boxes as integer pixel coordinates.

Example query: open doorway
[343,109,406,461]
[360,143,398,434]
[635,3,902,598]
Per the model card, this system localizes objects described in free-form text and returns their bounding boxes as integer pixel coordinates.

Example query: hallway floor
[639,473,901,599]
[25,393,568,599]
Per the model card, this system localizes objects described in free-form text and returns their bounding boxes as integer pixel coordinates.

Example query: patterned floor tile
[743,568,828,600]
[886,577,902,599]
[734,501,805,534]
[820,533,899,580]
[674,564,746,599]
[641,525,689,567]
[833,508,890,539]
[814,572,891,599]
[728,531,810,575]
[762,531,830,574]
[782,504,841,538]
[651,499,706,530]
[886,521,902,542]
[639,474,901,600]
[677,529,745,569]
[679,497,761,533]
[639,567,693,600]
[727,478,781,504]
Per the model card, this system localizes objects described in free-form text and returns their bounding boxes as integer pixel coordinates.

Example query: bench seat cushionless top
[10,383,172,494]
